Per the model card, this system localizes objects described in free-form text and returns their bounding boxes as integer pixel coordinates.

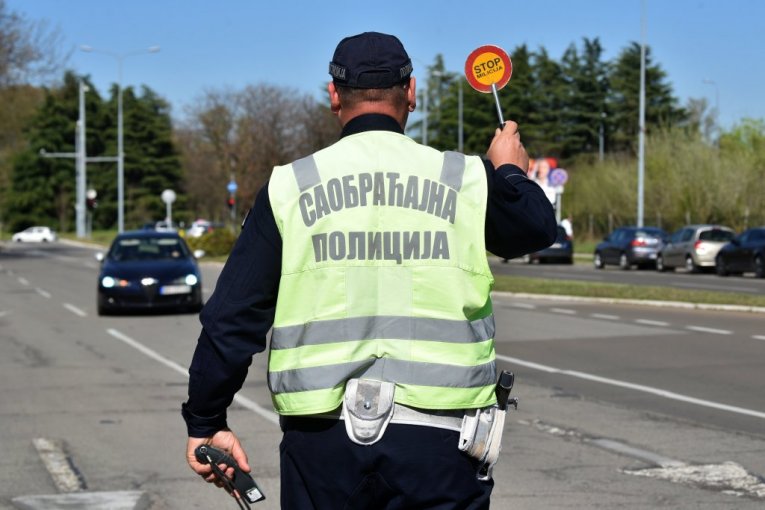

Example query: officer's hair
[336,82,409,111]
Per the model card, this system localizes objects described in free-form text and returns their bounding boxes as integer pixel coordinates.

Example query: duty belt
[314,402,465,432]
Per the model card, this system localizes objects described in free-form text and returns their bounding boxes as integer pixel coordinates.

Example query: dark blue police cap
[329,32,413,89]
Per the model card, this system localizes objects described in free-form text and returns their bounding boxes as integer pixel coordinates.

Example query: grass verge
[493,274,765,308]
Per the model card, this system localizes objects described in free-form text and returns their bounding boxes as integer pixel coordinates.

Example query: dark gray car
[594,226,668,270]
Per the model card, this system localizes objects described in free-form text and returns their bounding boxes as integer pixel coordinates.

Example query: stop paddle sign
[464,45,513,127]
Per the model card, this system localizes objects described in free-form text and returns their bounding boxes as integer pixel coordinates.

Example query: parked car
[714,226,765,278]
[96,230,204,315]
[523,225,573,264]
[593,226,668,270]
[12,226,57,243]
[154,220,179,232]
[657,224,735,273]
[186,219,212,238]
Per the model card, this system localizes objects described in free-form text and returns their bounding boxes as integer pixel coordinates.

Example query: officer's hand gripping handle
[194,444,265,506]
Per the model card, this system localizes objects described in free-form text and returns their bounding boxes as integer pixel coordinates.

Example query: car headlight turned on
[101,276,130,288]
[185,274,199,286]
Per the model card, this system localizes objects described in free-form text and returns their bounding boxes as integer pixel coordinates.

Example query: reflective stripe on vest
[269,357,496,394]
[271,314,495,350]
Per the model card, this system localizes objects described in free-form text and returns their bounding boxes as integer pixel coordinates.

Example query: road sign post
[227,180,238,223]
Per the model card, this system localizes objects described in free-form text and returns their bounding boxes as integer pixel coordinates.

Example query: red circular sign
[464,45,513,93]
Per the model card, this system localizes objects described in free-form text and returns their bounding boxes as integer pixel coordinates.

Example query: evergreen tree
[122,86,182,227]
[5,72,105,231]
[560,38,610,157]
[608,42,685,152]
[528,47,568,158]
[4,72,182,231]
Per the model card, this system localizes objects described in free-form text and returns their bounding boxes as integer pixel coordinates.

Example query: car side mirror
[193,249,206,259]
[603,235,610,241]
[95,252,105,262]
[731,238,740,246]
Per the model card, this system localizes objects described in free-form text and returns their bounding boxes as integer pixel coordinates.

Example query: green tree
[608,42,685,152]
[559,38,610,158]
[0,0,68,230]
[527,47,568,158]
[4,72,104,231]
[4,72,182,232]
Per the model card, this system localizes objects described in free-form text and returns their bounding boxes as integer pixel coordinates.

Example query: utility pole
[637,0,647,227]
[40,81,117,239]
[458,78,464,153]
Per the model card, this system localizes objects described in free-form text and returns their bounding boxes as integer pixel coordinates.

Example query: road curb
[492,291,765,314]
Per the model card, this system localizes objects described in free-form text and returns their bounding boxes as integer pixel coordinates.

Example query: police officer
[183,32,557,509]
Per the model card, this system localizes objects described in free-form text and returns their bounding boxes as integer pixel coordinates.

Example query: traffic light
[227,196,235,211]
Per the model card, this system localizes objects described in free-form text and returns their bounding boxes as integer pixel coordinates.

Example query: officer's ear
[328,82,341,116]
[406,77,416,112]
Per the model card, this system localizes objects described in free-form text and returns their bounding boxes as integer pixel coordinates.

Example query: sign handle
[491,83,505,129]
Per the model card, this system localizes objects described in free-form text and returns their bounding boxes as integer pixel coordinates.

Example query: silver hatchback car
[657,224,735,273]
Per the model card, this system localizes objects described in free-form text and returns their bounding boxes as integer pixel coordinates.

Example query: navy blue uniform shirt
[183,113,557,437]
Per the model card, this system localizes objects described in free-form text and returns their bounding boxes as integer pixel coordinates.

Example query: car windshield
[699,229,734,242]
[109,236,190,261]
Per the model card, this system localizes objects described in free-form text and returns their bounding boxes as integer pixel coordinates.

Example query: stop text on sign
[464,45,512,93]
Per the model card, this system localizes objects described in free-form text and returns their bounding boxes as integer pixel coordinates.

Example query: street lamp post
[702,78,720,141]
[637,0,647,228]
[598,112,606,162]
[702,78,719,115]
[80,45,160,233]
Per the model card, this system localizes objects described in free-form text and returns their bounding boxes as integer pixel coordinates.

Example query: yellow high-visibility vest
[267,129,496,415]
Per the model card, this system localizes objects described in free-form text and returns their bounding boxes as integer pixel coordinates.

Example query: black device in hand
[194,444,266,506]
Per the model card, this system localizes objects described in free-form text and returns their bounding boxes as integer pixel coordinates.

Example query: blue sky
[8,0,765,129]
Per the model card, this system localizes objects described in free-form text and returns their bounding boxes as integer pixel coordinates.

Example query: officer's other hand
[186,429,251,488]
[487,120,529,173]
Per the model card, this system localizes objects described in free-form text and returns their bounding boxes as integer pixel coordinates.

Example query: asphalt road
[2,240,764,509]
[491,256,765,295]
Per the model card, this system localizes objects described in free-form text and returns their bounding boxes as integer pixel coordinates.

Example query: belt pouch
[341,378,395,446]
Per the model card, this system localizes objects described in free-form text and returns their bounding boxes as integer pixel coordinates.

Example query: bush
[186,227,238,257]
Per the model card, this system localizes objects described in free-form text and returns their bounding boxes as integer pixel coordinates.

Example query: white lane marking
[589,438,684,468]
[33,437,85,492]
[635,319,670,327]
[625,461,765,499]
[18,277,29,286]
[753,335,765,341]
[533,418,765,497]
[591,313,620,320]
[510,303,536,309]
[686,326,732,335]
[62,303,87,317]
[496,354,765,420]
[106,328,279,426]
[551,308,577,315]
[36,288,52,299]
